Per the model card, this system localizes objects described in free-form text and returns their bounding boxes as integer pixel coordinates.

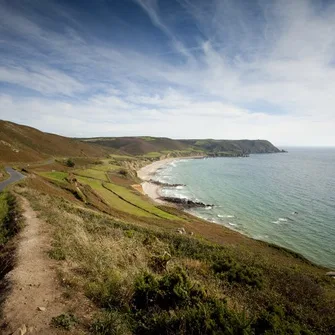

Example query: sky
[0,0,335,146]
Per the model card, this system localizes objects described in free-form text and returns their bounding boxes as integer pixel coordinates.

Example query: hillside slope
[182,139,281,154]
[81,137,190,155]
[0,120,111,163]
[82,137,281,156]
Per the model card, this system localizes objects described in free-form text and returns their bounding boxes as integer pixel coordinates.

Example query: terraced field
[103,182,179,220]
[73,168,109,181]
[38,171,68,182]
[39,164,180,221]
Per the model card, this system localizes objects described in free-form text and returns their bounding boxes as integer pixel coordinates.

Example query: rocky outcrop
[149,179,185,187]
[159,196,214,209]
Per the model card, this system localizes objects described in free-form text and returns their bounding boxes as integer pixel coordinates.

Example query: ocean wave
[217,214,234,218]
[176,185,184,189]
[272,218,289,224]
[228,222,237,226]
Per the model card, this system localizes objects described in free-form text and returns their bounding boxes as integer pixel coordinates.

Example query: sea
[153,148,335,269]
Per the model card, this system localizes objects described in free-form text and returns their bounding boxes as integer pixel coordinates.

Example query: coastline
[137,157,334,270]
[137,157,185,205]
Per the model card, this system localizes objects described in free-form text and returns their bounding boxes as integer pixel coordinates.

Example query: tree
[65,159,75,167]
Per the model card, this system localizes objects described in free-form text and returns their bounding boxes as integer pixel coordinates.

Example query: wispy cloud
[0,0,334,145]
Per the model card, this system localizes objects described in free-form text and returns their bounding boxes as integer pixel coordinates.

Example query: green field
[89,164,120,172]
[38,171,68,182]
[76,176,154,217]
[103,183,180,220]
[141,151,162,158]
[73,168,108,181]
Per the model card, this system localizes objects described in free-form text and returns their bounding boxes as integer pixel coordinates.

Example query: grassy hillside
[182,139,281,154]
[81,137,193,156]
[0,120,112,163]
[3,121,332,334]
[3,153,332,334]
[0,120,281,163]
[14,173,335,334]
[81,137,281,157]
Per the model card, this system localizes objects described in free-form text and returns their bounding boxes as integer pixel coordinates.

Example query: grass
[51,313,78,330]
[76,176,154,217]
[0,192,21,245]
[109,155,136,161]
[90,164,120,172]
[0,166,9,182]
[38,167,179,220]
[0,191,22,321]
[38,171,68,183]
[19,187,335,335]
[73,168,109,181]
[141,152,161,158]
[102,183,180,220]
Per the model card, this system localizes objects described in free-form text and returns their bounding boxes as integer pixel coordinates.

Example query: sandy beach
[137,158,178,205]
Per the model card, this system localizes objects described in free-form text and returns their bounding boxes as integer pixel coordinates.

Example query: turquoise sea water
[154,148,335,269]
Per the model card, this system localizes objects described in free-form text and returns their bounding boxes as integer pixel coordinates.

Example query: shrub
[86,272,132,310]
[51,313,78,330]
[0,192,21,245]
[252,304,314,335]
[212,257,263,288]
[48,247,66,261]
[118,169,128,177]
[132,268,205,311]
[65,159,75,167]
[91,311,131,335]
[148,252,171,272]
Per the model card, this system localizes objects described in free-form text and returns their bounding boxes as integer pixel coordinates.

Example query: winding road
[0,167,25,192]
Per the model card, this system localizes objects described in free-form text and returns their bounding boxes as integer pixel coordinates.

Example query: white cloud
[0,0,334,146]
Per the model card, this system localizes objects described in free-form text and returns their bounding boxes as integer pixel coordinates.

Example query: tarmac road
[0,167,25,192]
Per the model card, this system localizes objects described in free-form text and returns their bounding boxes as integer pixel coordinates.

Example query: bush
[252,304,314,335]
[86,272,132,310]
[51,313,78,330]
[118,169,128,177]
[91,311,131,335]
[131,268,255,334]
[212,257,263,288]
[0,192,20,245]
[48,246,66,260]
[65,159,75,167]
[132,268,205,311]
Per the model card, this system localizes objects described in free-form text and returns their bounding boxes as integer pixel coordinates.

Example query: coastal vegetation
[0,120,334,334]
[0,191,22,319]
[15,185,335,334]
[0,166,9,182]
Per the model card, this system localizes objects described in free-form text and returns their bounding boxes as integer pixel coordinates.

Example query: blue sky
[1,0,335,146]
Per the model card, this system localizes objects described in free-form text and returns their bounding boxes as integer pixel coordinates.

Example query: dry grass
[12,179,335,334]
[0,166,9,182]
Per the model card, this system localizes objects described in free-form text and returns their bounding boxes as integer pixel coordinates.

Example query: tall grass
[20,187,335,335]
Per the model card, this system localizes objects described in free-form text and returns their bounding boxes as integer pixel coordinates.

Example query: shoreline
[137,157,188,206]
[137,158,334,270]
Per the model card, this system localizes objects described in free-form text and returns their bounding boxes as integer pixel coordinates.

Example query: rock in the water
[160,196,214,209]
[149,179,185,187]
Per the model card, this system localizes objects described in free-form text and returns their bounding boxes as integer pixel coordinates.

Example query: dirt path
[1,196,66,334]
